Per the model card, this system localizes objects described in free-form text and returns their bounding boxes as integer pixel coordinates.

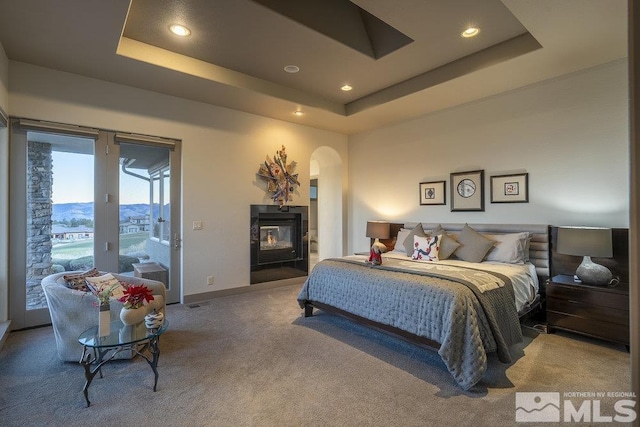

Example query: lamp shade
[366,221,390,239]
[556,226,613,258]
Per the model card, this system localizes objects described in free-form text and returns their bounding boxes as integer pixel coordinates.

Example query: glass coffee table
[78,319,168,407]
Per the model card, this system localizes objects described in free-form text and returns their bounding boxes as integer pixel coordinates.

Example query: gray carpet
[0,283,632,426]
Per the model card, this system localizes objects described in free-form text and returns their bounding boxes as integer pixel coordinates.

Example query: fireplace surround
[250,205,308,284]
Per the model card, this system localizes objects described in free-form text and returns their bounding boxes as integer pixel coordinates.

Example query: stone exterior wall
[26,141,52,309]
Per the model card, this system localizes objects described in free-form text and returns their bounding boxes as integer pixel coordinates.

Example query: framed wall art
[490,173,529,203]
[419,180,446,205]
[450,170,484,211]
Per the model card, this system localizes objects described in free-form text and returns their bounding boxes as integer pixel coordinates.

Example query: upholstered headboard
[400,222,551,280]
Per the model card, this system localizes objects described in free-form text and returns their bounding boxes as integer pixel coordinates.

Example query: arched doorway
[310,147,344,265]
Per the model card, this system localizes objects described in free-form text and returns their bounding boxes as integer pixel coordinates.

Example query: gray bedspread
[297,256,523,390]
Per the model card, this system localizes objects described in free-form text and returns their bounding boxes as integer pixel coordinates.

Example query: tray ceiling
[0,0,628,134]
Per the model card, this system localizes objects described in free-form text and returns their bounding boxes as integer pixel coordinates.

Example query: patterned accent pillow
[402,223,427,256]
[425,225,460,260]
[411,234,441,262]
[85,273,126,299]
[63,268,100,291]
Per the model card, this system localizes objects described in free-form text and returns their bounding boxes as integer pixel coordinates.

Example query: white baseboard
[183,277,305,305]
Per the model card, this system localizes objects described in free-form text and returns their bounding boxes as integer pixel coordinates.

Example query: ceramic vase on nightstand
[98,303,110,337]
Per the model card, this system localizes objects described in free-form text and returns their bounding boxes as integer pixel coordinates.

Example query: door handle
[173,233,181,250]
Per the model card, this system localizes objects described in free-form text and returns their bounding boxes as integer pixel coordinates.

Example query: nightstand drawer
[547,312,629,344]
[546,284,628,310]
[546,297,629,325]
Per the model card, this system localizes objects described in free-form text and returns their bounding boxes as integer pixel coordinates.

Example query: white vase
[98,303,110,337]
[119,306,147,326]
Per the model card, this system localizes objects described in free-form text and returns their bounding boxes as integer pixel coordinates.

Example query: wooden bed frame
[303,223,551,352]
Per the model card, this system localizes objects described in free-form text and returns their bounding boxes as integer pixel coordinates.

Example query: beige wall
[0,42,9,323]
[8,61,348,299]
[5,58,631,299]
[347,59,629,253]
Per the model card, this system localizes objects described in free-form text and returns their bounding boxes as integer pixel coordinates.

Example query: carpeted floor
[0,283,632,426]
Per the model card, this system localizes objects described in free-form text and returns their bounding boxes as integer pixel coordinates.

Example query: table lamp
[556,226,613,285]
[366,220,390,252]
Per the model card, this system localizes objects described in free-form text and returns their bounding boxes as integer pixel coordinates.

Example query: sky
[52,151,151,204]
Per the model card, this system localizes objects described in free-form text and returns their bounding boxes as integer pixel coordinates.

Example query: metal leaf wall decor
[256,145,300,206]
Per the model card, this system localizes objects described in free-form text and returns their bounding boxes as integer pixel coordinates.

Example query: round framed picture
[450,170,484,211]
[456,179,476,198]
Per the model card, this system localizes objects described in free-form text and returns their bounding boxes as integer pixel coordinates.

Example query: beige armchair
[42,271,166,362]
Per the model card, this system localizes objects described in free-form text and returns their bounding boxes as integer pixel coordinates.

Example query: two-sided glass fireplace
[250,205,308,284]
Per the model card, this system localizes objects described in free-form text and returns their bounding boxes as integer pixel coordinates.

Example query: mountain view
[52,202,161,223]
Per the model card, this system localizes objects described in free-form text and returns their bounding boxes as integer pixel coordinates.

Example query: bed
[297,222,550,390]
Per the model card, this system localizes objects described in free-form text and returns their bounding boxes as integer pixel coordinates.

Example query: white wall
[0,42,9,323]
[8,61,348,299]
[311,146,345,260]
[348,59,629,253]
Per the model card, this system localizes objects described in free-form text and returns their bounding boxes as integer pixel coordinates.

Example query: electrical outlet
[193,221,203,230]
[207,275,214,285]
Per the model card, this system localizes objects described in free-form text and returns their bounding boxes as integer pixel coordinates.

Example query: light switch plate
[193,221,203,230]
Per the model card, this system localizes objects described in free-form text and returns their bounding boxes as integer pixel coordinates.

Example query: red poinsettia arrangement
[118,284,154,309]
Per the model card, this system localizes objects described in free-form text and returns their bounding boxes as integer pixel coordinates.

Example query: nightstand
[546,274,629,347]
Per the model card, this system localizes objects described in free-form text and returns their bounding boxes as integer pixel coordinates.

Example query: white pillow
[85,273,126,299]
[411,234,441,262]
[483,232,529,264]
[393,228,411,254]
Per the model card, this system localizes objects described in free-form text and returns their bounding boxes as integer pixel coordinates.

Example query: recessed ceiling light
[294,110,304,116]
[169,24,191,37]
[341,84,353,92]
[284,65,300,73]
[461,27,480,38]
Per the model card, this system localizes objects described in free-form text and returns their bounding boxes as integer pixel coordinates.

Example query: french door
[8,119,181,329]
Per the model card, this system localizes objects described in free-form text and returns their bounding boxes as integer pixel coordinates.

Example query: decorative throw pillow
[393,228,411,254]
[484,232,530,264]
[425,225,460,260]
[85,273,126,299]
[411,234,440,262]
[402,223,427,256]
[425,224,446,236]
[437,234,461,260]
[63,268,100,291]
[453,224,495,263]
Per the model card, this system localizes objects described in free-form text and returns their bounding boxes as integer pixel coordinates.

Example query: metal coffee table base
[80,336,161,407]
[78,320,167,407]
